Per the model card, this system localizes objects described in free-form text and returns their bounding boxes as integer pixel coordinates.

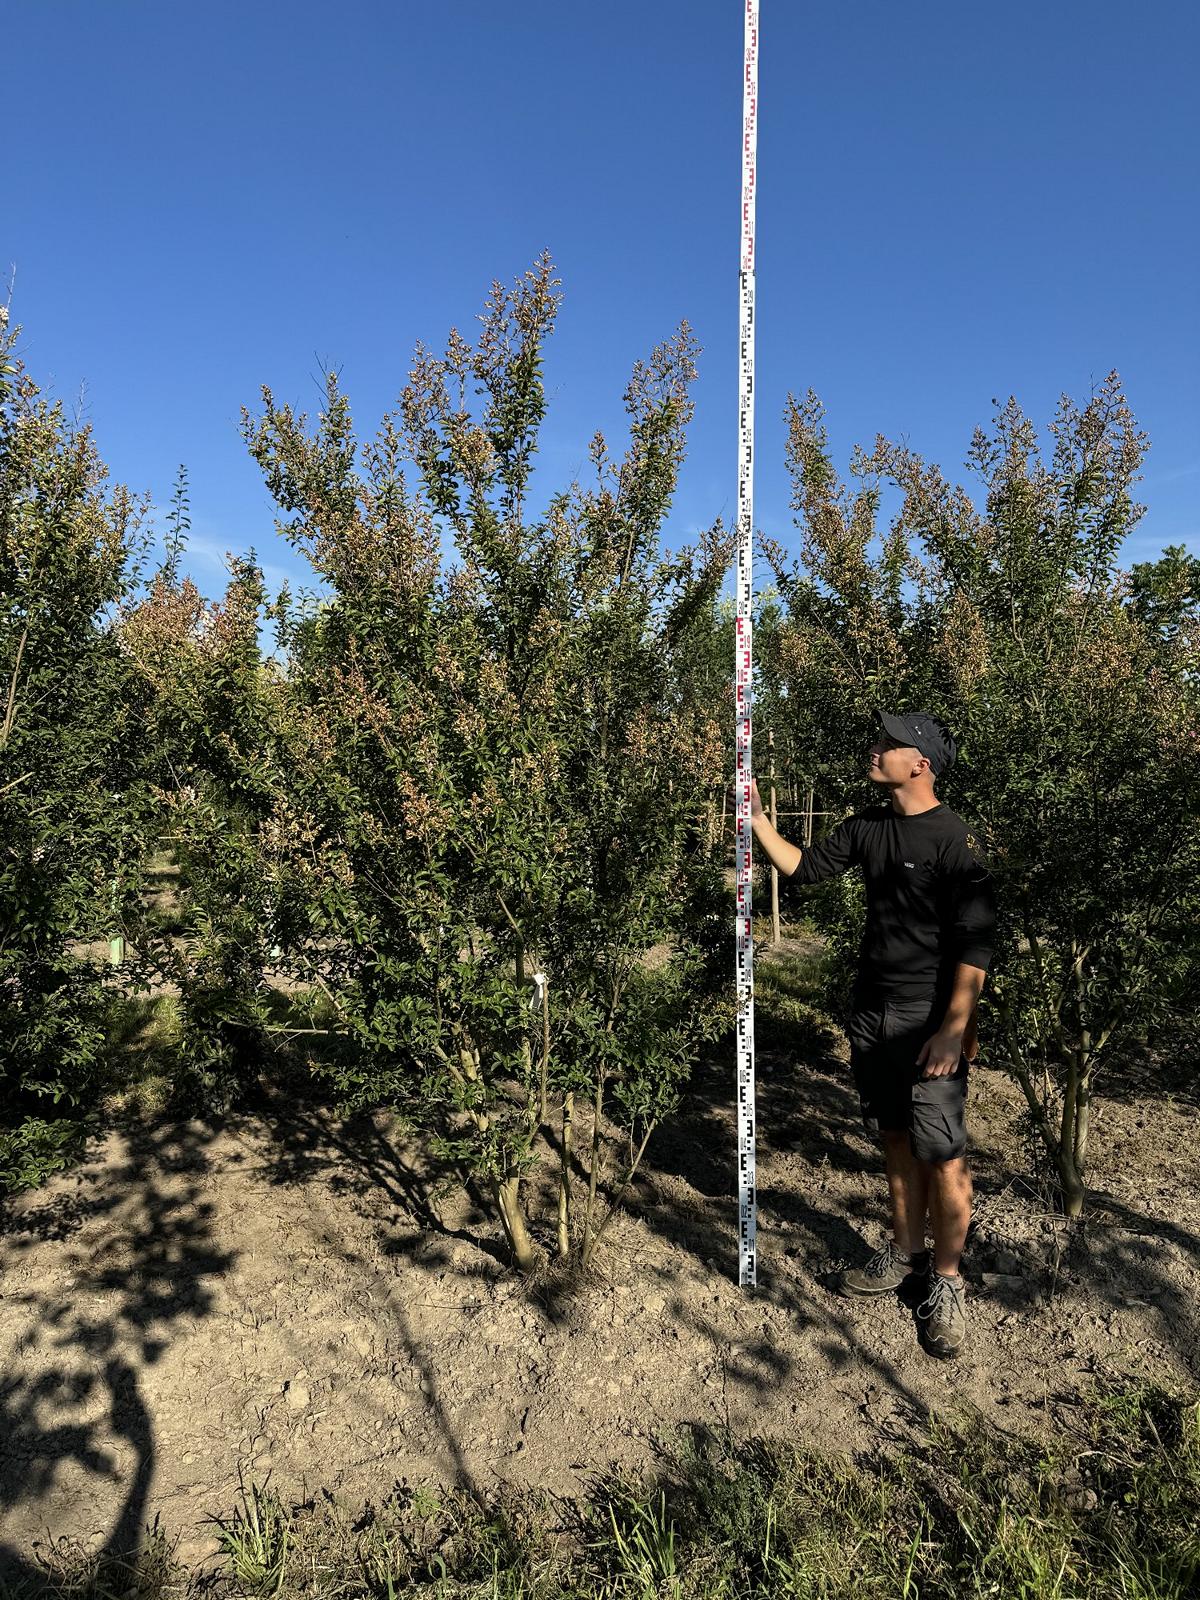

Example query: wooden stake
[557,1091,574,1257]
[768,729,780,946]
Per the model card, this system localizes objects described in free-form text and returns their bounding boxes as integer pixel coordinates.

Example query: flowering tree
[765,376,1200,1215]
[221,259,730,1268]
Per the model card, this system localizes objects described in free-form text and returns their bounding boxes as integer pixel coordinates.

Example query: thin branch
[1,627,29,751]
[582,1119,657,1264]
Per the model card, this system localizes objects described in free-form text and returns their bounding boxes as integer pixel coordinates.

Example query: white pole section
[735,0,759,1290]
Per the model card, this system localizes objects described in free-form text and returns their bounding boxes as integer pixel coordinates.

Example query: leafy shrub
[0,309,159,1185]
[164,260,732,1269]
[765,377,1200,1213]
[118,536,278,1114]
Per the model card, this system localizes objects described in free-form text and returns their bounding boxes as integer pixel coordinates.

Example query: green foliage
[0,309,159,1184]
[0,1114,90,1193]
[764,376,1200,1212]
[1128,542,1200,639]
[117,496,278,1114]
[163,259,733,1268]
[7,265,1196,1265]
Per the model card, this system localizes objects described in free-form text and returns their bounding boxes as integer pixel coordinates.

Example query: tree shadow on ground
[1085,1034,1200,1110]
[637,998,1200,1390]
[244,1075,510,1269]
[615,1033,939,1431]
[0,1119,232,1581]
[1057,1187,1200,1379]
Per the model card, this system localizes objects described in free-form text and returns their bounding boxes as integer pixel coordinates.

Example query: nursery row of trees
[1,262,1197,1262]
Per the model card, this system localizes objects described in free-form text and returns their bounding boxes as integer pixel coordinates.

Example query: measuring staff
[732,0,760,1291]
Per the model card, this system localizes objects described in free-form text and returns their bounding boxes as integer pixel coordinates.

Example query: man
[749,710,996,1357]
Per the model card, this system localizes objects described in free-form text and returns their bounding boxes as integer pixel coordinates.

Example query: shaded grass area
[0,978,345,1194]
[750,918,846,1060]
[101,992,188,1117]
[0,993,185,1191]
[3,1381,1196,1599]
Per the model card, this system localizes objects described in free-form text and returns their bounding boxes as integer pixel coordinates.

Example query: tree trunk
[581,1070,607,1255]
[1056,1148,1085,1219]
[1073,1079,1092,1176]
[492,1176,537,1273]
[1002,999,1083,1215]
[557,1091,574,1257]
[1059,1056,1080,1166]
[443,1037,540,1272]
[538,977,551,1124]
[581,1121,656,1268]
[1057,1052,1088,1217]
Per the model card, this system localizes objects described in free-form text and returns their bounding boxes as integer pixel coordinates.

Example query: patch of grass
[4,1380,1194,1599]
[216,1482,292,1596]
[101,993,184,1118]
[602,1490,680,1598]
[140,850,190,938]
[752,919,843,1058]
[0,1531,182,1600]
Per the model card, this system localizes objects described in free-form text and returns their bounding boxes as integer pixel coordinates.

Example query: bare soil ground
[2,944,1197,1573]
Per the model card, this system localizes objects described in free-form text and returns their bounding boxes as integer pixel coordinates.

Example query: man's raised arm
[746,778,803,878]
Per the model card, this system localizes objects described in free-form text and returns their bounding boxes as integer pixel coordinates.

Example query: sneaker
[840,1241,928,1298]
[918,1271,968,1357]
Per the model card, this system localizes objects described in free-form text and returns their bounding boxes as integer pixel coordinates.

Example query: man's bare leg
[839,1131,930,1295]
[920,1155,972,1356]
[927,1155,972,1276]
[882,1130,929,1256]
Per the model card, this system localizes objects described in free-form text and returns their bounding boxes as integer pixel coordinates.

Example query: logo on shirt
[903,861,915,868]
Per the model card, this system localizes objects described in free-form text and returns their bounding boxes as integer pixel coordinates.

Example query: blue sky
[8,0,1198,604]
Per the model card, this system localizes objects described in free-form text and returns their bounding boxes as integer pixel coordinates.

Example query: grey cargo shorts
[846,985,969,1163]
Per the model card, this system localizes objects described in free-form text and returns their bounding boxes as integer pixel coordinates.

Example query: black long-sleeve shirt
[785,801,997,998]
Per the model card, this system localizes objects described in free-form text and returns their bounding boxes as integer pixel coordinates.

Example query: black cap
[876,710,957,776]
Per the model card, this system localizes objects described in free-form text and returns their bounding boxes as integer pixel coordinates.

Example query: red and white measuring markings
[735,0,759,1290]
